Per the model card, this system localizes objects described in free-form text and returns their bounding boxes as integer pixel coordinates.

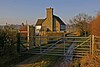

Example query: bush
[0,25,17,56]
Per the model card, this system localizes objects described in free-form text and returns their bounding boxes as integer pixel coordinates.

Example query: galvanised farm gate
[17,33,100,60]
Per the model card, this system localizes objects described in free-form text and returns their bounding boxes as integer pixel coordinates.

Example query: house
[35,8,66,34]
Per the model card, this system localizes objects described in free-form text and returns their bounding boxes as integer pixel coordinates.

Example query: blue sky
[0,0,100,25]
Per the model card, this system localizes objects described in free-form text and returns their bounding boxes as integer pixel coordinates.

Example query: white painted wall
[35,26,41,34]
[36,26,41,30]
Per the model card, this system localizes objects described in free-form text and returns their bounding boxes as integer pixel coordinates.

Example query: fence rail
[16,33,100,60]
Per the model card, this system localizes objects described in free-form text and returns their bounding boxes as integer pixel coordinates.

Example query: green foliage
[0,25,18,66]
[0,25,17,47]
[0,26,17,46]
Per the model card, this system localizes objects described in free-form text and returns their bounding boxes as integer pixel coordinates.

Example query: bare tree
[69,13,93,36]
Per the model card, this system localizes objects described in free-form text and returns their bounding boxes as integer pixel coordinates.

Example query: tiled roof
[35,15,66,26]
[53,15,66,25]
[35,19,45,26]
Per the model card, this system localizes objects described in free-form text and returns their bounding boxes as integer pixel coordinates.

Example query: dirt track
[14,55,42,67]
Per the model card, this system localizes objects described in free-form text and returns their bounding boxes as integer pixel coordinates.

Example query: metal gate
[16,34,100,59]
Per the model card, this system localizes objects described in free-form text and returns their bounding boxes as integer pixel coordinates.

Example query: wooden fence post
[90,35,92,54]
[17,32,21,53]
[33,26,36,46]
[92,35,94,55]
[27,25,29,49]
[64,31,66,55]
[40,35,42,54]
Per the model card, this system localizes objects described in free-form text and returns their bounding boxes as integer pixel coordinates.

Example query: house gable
[53,15,66,25]
[42,18,52,31]
[53,15,66,31]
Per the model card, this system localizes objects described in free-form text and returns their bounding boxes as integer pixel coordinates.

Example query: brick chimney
[46,7,53,19]
[46,7,53,31]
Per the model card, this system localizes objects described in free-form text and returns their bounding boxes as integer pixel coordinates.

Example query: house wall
[54,18,60,32]
[35,26,41,34]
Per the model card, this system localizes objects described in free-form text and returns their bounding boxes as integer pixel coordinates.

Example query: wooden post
[33,26,36,46]
[64,38,65,55]
[92,35,94,55]
[90,35,92,54]
[17,32,20,53]
[64,31,66,55]
[29,26,35,48]
[40,35,42,53]
[27,25,30,49]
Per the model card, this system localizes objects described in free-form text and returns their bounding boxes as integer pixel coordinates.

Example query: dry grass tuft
[80,54,100,67]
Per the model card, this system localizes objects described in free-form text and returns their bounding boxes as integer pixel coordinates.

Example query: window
[60,25,66,31]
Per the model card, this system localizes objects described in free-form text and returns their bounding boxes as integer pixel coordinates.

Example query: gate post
[17,31,21,53]
[92,35,94,55]
[64,31,66,55]
[90,35,92,54]
[33,26,36,46]
[40,35,42,54]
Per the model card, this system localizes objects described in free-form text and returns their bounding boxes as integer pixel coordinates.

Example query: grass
[0,53,35,67]
[80,54,100,67]
[31,55,61,67]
